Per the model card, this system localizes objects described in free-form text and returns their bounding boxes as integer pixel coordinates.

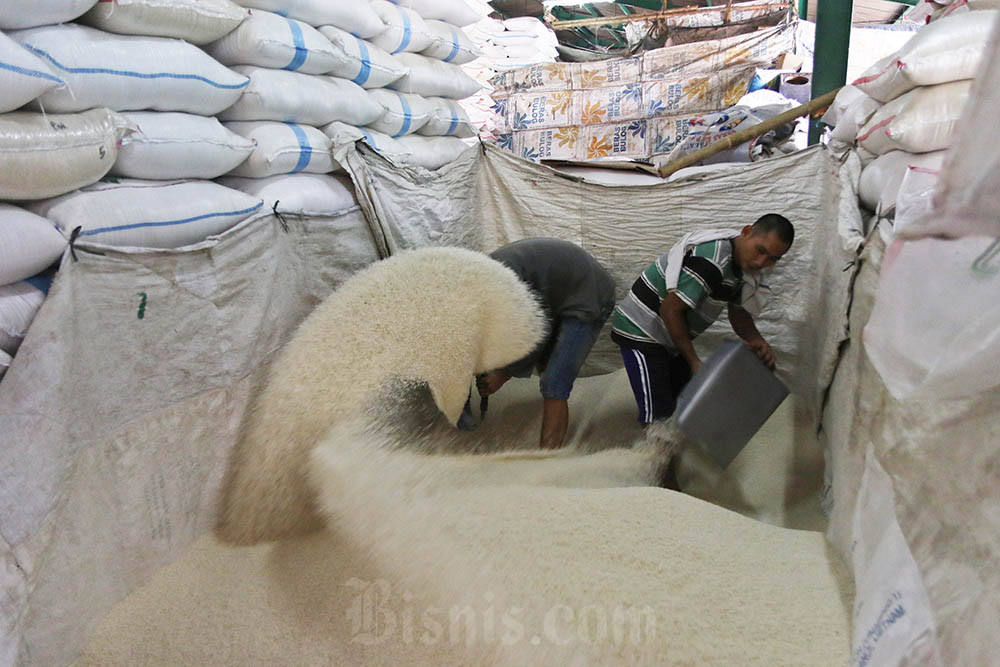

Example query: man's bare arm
[728,304,776,369]
[660,292,702,375]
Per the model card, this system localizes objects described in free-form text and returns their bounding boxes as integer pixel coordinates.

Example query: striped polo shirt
[611,238,743,352]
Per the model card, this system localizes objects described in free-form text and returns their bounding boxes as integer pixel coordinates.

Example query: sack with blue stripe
[387,0,483,27]
[218,173,359,218]
[11,24,248,115]
[219,66,383,127]
[420,20,482,65]
[0,204,67,287]
[321,121,413,163]
[79,0,249,45]
[317,25,409,90]
[205,10,342,75]
[112,112,255,181]
[0,31,63,113]
[0,0,97,30]
[27,178,263,250]
[0,109,134,201]
[366,90,434,137]
[388,53,481,100]
[0,277,48,357]
[369,0,433,55]
[417,98,476,138]
[224,121,338,178]
[235,0,385,38]
[392,135,470,171]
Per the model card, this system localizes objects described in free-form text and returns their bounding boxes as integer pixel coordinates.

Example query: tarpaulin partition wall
[0,207,379,666]
[345,143,861,421]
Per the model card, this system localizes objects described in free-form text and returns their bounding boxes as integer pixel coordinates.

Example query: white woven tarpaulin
[346,143,862,423]
[0,208,379,666]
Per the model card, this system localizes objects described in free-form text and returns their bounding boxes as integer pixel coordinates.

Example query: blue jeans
[537,317,608,400]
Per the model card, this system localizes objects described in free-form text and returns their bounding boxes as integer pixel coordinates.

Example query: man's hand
[688,357,703,376]
[745,337,776,370]
[476,370,511,397]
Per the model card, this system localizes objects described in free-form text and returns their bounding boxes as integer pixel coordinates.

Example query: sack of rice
[112,112,254,180]
[224,121,339,177]
[0,0,97,30]
[219,67,383,127]
[417,98,477,137]
[317,25,408,89]
[12,24,248,115]
[852,11,996,102]
[856,79,972,156]
[321,121,413,161]
[217,173,358,217]
[234,0,385,38]
[365,90,434,137]
[388,53,481,99]
[0,31,63,114]
[857,149,947,215]
[392,134,469,170]
[369,1,433,54]
[420,20,482,64]
[0,277,49,356]
[0,205,67,286]
[389,0,483,27]
[0,109,133,201]
[79,0,249,45]
[27,179,263,249]
[204,10,341,74]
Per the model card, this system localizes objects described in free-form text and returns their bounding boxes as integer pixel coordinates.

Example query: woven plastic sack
[857,150,946,216]
[321,121,413,162]
[0,31,62,114]
[235,0,385,38]
[113,112,254,180]
[217,173,358,217]
[0,0,97,30]
[0,279,47,355]
[27,179,263,249]
[864,235,1000,400]
[0,205,67,286]
[317,25,408,89]
[852,11,996,102]
[417,98,477,137]
[219,67,383,127]
[12,24,248,115]
[0,109,132,201]
[366,90,434,137]
[392,134,469,170]
[388,53,481,99]
[388,0,482,27]
[224,121,339,178]
[420,20,482,64]
[204,10,342,74]
[369,1,434,54]
[856,79,972,156]
[79,0,249,45]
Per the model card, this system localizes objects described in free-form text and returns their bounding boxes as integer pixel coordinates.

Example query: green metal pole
[808,1,852,145]
[798,0,808,19]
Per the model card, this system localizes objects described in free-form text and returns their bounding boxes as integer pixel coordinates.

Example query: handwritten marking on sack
[853,591,907,667]
[137,292,147,320]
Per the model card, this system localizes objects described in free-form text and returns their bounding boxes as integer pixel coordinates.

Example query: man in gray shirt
[476,238,616,449]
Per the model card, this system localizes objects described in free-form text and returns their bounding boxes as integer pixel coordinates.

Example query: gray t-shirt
[490,238,616,377]
[490,237,616,324]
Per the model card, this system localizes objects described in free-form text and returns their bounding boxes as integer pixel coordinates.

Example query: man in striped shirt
[611,214,793,439]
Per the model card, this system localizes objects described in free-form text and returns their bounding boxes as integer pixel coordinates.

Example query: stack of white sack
[822,10,996,227]
[0,3,271,253]
[0,204,66,381]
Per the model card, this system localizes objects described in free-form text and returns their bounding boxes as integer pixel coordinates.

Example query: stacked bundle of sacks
[461,13,560,142]
[0,0,487,382]
[823,9,996,232]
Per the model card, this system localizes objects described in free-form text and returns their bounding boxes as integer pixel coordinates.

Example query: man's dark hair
[752,213,794,247]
